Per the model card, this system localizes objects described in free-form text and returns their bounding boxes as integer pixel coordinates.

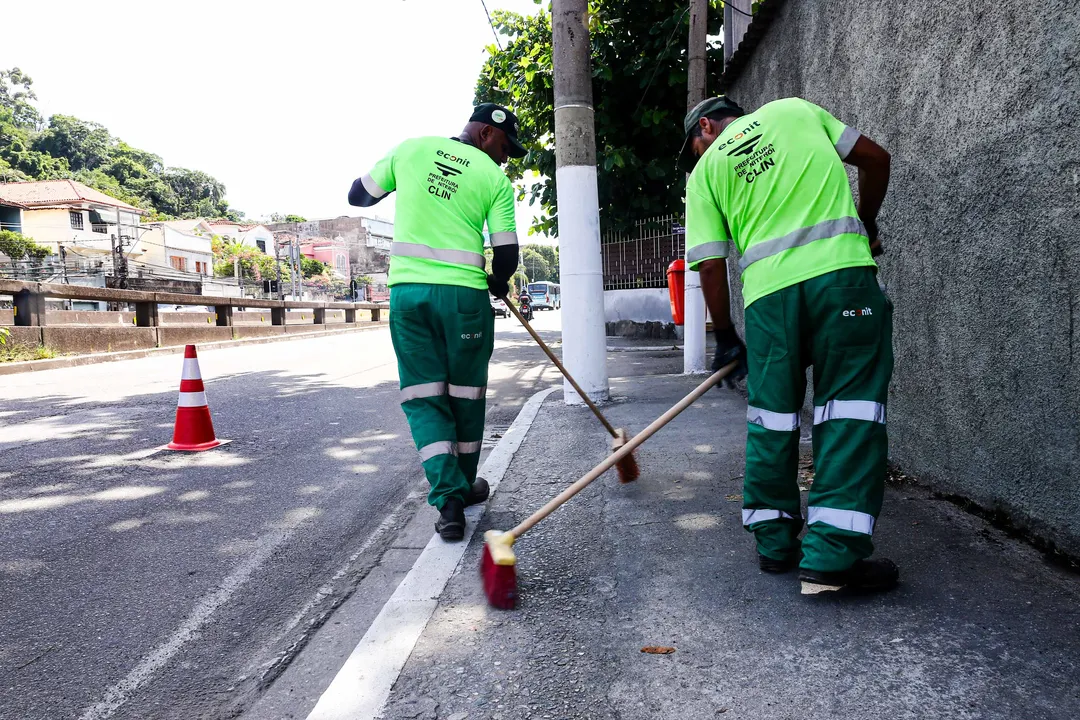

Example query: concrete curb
[0,323,389,376]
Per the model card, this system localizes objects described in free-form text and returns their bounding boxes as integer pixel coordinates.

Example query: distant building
[266,215,392,279]
[136,219,215,277]
[206,220,273,254]
[0,179,148,259]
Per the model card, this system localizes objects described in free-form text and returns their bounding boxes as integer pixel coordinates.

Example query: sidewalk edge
[305,385,561,720]
[0,324,387,376]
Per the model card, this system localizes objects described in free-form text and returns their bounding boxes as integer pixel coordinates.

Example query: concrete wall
[724,0,1080,551]
[604,288,673,324]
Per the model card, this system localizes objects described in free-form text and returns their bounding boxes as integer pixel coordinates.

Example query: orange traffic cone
[167,345,224,451]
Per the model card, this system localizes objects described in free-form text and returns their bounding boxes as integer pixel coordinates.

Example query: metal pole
[552,0,609,404]
[275,237,284,300]
[683,0,708,374]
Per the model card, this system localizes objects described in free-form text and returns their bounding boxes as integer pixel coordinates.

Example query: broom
[502,295,639,484]
[481,362,738,609]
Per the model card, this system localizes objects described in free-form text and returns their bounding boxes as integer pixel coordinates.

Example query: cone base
[166,438,227,452]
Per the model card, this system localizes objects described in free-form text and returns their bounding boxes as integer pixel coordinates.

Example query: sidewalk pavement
[381,367,1080,719]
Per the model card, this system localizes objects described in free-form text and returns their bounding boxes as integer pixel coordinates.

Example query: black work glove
[487,274,509,299]
[863,217,884,257]
[713,325,748,389]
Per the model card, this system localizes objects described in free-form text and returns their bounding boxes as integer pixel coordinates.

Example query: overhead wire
[480,0,503,51]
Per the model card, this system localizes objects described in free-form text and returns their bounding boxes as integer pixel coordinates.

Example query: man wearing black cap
[679,95,896,594]
[348,103,526,541]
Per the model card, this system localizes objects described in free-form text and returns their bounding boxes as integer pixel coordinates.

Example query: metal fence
[600,214,685,291]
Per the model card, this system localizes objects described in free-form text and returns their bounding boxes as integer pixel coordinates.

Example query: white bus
[528,281,561,310]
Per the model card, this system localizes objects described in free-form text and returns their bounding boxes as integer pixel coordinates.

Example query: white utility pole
[683,0,709,374]
[552,0,609,403]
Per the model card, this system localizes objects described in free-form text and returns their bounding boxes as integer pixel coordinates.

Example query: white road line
[280,491,423,638]
[78,530,294,720]
[306,386,560,720]
[77,488,418,720]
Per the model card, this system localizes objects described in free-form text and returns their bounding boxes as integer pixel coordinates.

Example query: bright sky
[0,0,550,239]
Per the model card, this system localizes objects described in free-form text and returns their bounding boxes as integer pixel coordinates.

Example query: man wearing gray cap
[680,95,896,595]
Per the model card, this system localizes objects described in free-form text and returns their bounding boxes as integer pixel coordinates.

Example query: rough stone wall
[723,0,1080,551]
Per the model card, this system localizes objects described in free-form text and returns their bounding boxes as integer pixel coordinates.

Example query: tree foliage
[301,256,330,279]
[211,236,287,283]
[475,1,724,235]
[0,67,243,221]
[0,229,50,260]
[267,213,308,223]
[521,244,560,282]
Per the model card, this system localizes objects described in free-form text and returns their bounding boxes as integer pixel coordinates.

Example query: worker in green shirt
[349,103,525,541]
[679,96,896,594]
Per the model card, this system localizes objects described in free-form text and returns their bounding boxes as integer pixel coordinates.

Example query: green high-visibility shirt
[366,136,518,290]
[684,97,876,308]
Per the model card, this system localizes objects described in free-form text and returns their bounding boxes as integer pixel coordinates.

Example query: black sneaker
[759,552,801,574]
[799,558,900,595]
[465,477,490,507]
[435,498,466,541]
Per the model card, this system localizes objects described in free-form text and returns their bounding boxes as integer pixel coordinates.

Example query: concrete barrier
[233,326,287,339]
[159,313,217,325]
[4,327,43,347]
[41,327,158,354]
[158,326,233,346]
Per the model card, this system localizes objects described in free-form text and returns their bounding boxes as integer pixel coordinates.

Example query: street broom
[481,362,738,609]
[502,295,639,484]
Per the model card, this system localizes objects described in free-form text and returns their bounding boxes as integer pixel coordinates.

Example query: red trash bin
[667,259,685,326]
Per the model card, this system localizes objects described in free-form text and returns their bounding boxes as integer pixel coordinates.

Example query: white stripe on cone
[178,391,208,408]
[182,358,202,381]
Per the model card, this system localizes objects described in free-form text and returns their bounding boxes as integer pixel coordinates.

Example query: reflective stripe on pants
[808,506,875,535]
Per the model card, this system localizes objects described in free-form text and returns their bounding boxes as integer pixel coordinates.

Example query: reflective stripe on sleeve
[457,440,482,454]
[391,241,486,269]
[813,399,886,425]
[400,381,447,402]
[808,506,875,535]
[686,240,730,265]
[835,126,861,160]
[418,441,457,462]
[742,509,799,526]
[490,232,518,247]
[747,406,800,431]
[738,217,867,271]
[448,384,486,400]
[361,174,388,199]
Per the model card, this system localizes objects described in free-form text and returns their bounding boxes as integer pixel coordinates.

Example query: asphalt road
[0,309,583,720]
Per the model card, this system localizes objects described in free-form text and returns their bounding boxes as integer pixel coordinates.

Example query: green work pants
[742,267,893,573]
[389,283,494,510]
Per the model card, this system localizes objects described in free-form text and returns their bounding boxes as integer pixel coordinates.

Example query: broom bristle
[612,428,640,484]
[481,531,518,609]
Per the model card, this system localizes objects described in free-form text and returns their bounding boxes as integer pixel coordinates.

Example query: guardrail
[0,279,387,327]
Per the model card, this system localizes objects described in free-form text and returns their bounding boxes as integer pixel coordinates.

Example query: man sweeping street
[679,96,897,594]
[348,103,525,541]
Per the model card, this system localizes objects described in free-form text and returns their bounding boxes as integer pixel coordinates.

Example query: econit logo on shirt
[842,307,873,317]
[429,150,468,200]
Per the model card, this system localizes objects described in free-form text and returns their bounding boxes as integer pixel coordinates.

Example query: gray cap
[678,96,746,172]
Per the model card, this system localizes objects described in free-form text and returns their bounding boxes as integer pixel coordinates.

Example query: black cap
[470,103,528,159]
[678,96,746,172]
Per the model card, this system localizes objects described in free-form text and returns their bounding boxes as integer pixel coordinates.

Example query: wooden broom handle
[502,296,619,438]
[508,362,738,539]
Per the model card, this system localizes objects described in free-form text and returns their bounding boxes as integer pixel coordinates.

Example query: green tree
[32,114,112,171]
[0,229,50,260]
[476,1,724,235]
[0,67,41,129]
[301,256,329,278]
[520,245,551,282]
